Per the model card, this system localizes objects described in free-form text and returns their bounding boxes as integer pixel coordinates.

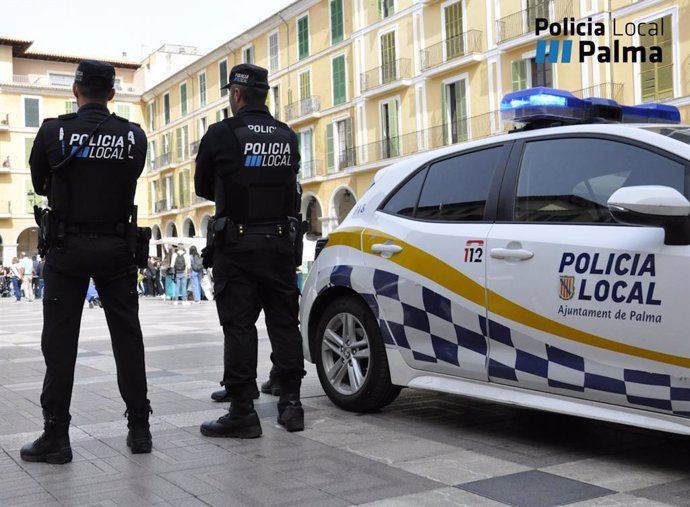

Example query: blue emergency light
[500,87,681,127]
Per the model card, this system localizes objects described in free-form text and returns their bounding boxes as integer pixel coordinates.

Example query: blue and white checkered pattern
[319,265,690,418]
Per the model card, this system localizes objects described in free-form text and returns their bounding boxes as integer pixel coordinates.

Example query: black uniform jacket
[30,103,147,225]
[194,105,300,222]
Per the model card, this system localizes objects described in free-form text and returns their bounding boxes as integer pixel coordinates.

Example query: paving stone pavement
[1,296,690,506]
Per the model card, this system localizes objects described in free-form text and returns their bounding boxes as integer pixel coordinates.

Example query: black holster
[202,216,232,269]
[34,205,63,257]
[288,214,304,266]
[127,206,150,269]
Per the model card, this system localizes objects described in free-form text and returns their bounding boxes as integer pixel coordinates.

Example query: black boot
[200,400,262,438]
[126,402,152,454]
[277,394,304,432]
[260,367,281,396]
[20,411,72,464]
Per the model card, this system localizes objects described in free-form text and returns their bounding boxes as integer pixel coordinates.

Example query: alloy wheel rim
[321,312,371,395]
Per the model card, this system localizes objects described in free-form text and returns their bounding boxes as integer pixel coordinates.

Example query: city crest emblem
[559,276,575,300]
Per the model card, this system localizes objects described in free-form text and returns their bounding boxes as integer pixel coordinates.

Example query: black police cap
[74,60,116,89]
[223,63,269,90]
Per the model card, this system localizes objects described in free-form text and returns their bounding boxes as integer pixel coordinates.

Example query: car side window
[415,146,503,222]
[515,137,686,223]
[380,167,428,217]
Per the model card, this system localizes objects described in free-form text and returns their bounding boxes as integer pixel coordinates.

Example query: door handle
[371,243,403,255]
[490,248,533,260]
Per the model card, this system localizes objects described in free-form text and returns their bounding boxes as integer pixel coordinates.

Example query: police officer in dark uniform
[196,63,305,437]
[22,60,152,464]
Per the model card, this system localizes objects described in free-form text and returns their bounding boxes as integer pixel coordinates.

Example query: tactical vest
[220,116,297,225]
[49,112,138,225]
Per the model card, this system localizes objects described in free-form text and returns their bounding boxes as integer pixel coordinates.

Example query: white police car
[300,87,690,435]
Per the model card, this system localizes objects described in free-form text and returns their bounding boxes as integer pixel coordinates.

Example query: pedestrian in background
[189,245,203,304]
[195,63,305,438]
[23,60,152,464]
[9,257,23,302]
[172,246,189,305]
[19,252,34,302]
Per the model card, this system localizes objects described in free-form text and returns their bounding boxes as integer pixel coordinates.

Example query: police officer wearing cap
[22,60,152,464]
[196,63,305,437]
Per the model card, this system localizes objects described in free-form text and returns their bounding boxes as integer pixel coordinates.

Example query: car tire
[314,296,402,412]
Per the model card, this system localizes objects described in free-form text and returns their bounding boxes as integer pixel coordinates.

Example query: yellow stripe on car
[326,228,690,369]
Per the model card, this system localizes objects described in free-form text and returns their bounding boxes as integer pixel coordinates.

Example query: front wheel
[314,296,401,412]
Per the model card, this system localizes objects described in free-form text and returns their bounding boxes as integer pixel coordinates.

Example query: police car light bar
[501,87,681,127]
[500,87,586,124]
[621,103,681,124]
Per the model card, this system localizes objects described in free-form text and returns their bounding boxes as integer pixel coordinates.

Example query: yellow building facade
[1,0,689,268]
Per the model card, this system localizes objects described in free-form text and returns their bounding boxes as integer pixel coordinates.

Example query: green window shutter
[641,14,673,101]
[331,0,344,44]
[345,117,354,166]
[441,85,448,146]
[511,61,527,91]
[181,84,188,116]
[444,2,464,58]
[300,71,311,101]
[455,80,468,141]
[332,55,346,105]
[298,16,309,60]
[25,138,34,167]
[381,32,396,83]
[389,100,399,155]
[326,123,335,173]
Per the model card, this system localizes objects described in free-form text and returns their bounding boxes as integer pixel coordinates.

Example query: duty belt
[235,222,285,237]
[65,222,127,236]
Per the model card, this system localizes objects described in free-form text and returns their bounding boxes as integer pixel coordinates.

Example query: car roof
[373,123,690,187]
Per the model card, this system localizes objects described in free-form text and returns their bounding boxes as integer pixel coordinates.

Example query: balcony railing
[285,96,321,122]
[358,111,503,165]
[571,82,624,102]
[496,0,573,43]
[361,58,412,92]
[190,140,201,156]
[152,152,171,170]
[298,159,323,179]
[154,200,177,213]
[420,31,483,71]
[8,74,140,93]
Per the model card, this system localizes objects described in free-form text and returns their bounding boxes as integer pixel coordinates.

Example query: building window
[163,93,171,125]
[530,57,552,87]
[297,128,314,178]
[24,98,40,127]
[147,102,156,131]
[379,0,394,19]
[180,82,188,116]
[164,175,174,210]
[148,140,156,171]
[269,32,280,73]
[242,46,255,65]
[380,99,400,159]
[443,79,468,144]
[199,72,207,107]
[49,74,73,87]
[176,125,188,161]
[444,1,464,59]
[198,117,207,139]
[332,55,346,106]
[298,15,309,60]
[327,117,354,173]
[331,0,344,44]
[271,86,281,121]
[299,71,311,102]
[380,31,397,84]
[178,169,191,208]
[116,104,130,119]
[511,61,528,91]
[640,14,673,102]
[219,60,228,97]
[527,0,549,31]
[65,100,78,113]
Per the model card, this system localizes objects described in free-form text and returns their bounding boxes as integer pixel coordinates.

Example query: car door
[486,134,690,416]
[362,144,510,381]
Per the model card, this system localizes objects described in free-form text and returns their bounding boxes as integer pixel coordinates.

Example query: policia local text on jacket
[22,60,152,464]
[195,63,305,437]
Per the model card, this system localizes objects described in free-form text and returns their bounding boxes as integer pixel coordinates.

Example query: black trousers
[40,234,149,422]
[213,234,304,400]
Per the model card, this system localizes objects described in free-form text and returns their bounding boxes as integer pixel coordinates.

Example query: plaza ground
[1,296,689,506]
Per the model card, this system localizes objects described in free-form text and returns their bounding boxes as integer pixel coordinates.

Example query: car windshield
[640,126,690,145]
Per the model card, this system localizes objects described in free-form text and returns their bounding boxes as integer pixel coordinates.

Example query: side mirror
[608,185,690,245]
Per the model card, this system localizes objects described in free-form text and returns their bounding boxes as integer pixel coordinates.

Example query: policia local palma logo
[534,17,665,63]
